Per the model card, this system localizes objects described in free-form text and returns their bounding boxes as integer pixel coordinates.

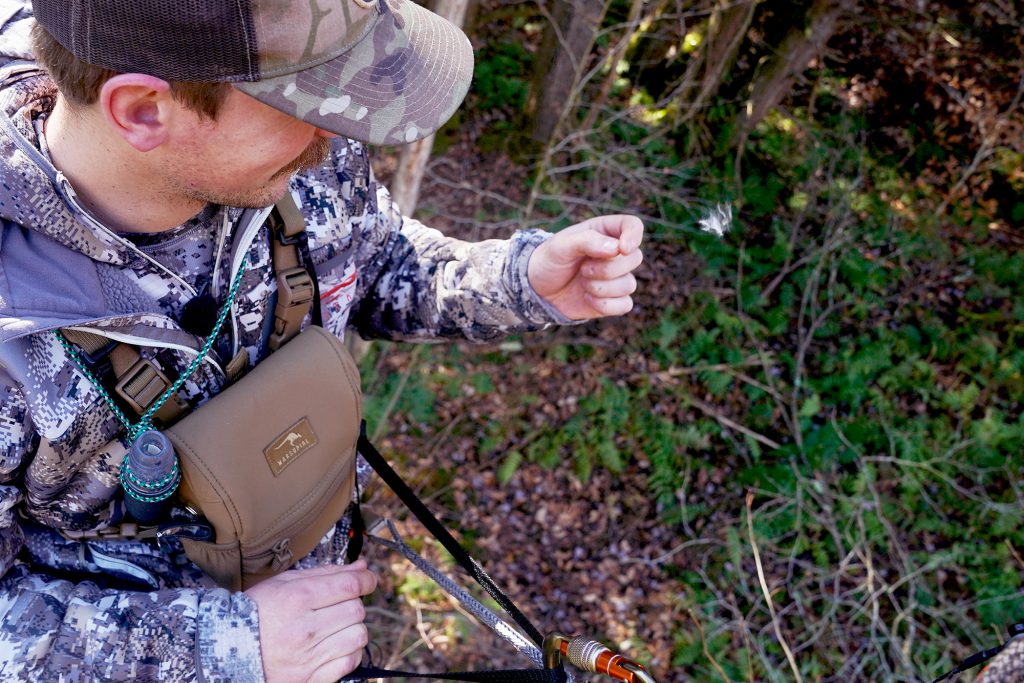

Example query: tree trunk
[524,0,608,147]
[390,0,472,215]
[686,0,760,119]
[579,0,646,133]
[730,0,854,148]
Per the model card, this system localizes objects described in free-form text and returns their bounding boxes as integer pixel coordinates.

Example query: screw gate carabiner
[543,633,657,683]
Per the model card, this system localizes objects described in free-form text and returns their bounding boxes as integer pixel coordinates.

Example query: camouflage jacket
[975,638,1024,682]
[0,6,565,681]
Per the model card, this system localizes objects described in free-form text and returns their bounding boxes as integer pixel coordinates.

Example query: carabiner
[543,633,656,683]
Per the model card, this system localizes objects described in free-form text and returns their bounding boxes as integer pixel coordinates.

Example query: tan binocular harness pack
[169,324,361,591]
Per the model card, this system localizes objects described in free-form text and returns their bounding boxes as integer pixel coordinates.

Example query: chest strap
[59,329,187,426]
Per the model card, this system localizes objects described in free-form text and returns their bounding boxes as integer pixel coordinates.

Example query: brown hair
[31,23,231,119]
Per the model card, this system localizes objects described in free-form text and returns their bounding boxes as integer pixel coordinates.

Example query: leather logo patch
[264,419,318,477]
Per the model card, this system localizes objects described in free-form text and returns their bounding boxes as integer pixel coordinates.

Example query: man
[0,0,644,681]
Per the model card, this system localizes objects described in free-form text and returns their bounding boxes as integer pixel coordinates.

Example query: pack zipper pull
[271,538,293,571]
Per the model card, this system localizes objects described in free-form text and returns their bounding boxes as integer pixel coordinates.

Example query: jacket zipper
[54,172,198,297]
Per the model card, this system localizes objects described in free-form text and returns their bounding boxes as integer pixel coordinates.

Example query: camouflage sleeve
[975,637,1024,682]
[346,157,575,343]
[0,384,265,682]
[0,567,263,681]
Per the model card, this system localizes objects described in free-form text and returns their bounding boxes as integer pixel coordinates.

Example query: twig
[622,537,717,566]
[746,491,803,683]
[634,355,773,379]
[371,346,426,441]
[688,608,732,683]
[383,607,418,668]
[413,601,437,652]
[1006,539,1024,572]
[688,397,782,450]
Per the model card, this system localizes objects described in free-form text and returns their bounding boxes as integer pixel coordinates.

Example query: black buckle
[274,229,304,247]
[76,337,118,379]
[268,208,304,246]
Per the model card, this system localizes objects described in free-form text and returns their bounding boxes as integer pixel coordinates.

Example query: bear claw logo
[264,419,318,476]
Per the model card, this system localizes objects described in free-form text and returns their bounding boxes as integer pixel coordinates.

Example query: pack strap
[368,519,544,667]
[357,427,546,647]
[267,194,316,351]
[59,329,187,425]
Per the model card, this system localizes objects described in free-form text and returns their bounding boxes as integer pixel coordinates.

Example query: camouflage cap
[31,0,474,145]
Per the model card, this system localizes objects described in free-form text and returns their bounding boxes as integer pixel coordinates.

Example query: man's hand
[246,560,378,683]
[528,215,644,320]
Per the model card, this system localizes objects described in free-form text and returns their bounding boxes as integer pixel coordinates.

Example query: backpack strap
[267,194,317,351]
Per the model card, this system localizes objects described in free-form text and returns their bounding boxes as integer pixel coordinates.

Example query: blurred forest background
[358,1,1024,681]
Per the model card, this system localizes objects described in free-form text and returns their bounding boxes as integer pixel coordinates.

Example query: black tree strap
[355,425,567,683]
[295,228,323,328]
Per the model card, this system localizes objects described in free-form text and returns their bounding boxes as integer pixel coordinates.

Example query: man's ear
[99,74,175,152]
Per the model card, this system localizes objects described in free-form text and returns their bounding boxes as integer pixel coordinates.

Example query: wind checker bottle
[119,429,181,525]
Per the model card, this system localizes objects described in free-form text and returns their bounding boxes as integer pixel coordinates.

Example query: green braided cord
[133,256,249,437]
[56,254,249,443]
[119,459,180,503]
[121,459,179,488]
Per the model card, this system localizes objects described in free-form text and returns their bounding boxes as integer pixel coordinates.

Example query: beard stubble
[175,137,334,210]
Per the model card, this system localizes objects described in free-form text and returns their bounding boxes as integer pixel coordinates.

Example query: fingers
[273,562,377,610]
[307,622,370,682]
[578,236,640,319]
[570,215,644,255]
[583,273,637,299]
[527,213,644,320]
[275,559,368,581]
[583,293,634,317]
[248,562,378,683]
[311,566,377,609]
[583,249,643,280]
[537,214,645,266]
[544,228,620,264]
[309,596,367,637]
[264,599,365,658]
[308,638,365,683]
[613,215,644,255]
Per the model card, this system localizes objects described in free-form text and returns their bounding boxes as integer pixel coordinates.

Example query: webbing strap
[352,427,568,683]
[357,427,546,648]
[59,330,186,425]
[267,195,315,351]
[367,520,544,667]
[346,666,565,683]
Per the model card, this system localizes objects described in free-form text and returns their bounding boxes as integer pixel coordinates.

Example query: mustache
[273,137,333,180]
